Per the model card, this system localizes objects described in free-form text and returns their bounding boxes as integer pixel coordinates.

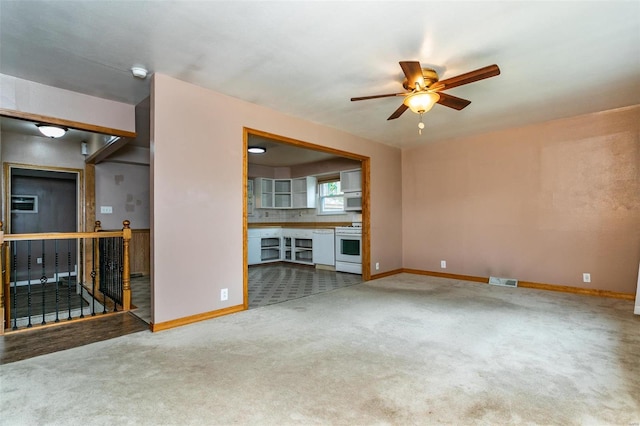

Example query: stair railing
[1,220,132,334]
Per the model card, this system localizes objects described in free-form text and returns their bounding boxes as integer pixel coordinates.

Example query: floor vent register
[488,276,518,288]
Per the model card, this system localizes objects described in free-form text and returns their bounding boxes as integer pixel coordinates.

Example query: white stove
[335,226,362,236]
[335,223,362,274]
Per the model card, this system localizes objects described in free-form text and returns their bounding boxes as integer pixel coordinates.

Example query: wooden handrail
[3,231,123,241]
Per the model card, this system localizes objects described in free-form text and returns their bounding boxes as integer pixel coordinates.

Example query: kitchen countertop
[248,222,350,229]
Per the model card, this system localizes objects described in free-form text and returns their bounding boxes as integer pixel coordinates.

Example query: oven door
[335,234,362,263]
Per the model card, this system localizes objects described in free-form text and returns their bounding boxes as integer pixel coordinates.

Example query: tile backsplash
[249,208,361,223]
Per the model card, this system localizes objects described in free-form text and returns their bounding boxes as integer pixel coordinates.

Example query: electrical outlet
[441,260,447,269]
[220,288,228,301]
[37,257,42,264]
[583,273,591,283]
[375,262,380,270]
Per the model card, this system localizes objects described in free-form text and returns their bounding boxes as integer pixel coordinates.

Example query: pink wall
[95,162,150,229]
[151,74,402,324]
[402,105,640,294]
[1,74,135,132]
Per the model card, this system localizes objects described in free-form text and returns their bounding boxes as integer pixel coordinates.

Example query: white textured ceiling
[1,1,639,149]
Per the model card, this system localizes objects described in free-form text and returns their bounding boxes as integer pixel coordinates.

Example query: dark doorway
[8,167,80,283]
[11,169,77,234]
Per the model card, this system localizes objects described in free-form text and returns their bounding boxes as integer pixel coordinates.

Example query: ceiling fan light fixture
[248,146,266,154]
[403,91,440,114]
[36,124,67,138]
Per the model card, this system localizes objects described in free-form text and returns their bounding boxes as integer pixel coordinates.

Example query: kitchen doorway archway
[242,127,371,310]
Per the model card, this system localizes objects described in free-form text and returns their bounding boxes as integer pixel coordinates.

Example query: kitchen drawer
[260,229,281,238]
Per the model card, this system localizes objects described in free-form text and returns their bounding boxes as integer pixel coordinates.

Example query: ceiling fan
[351,61,500,133]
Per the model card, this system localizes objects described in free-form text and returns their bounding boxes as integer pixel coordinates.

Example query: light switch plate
[100,206,113,214]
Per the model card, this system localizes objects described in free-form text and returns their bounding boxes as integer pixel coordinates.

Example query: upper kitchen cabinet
[255,177,274,208]
[247,179,255,216]
[255,176,317,209]
[340,169,361,193]
[274,179,292,208]
[292,176,317,209]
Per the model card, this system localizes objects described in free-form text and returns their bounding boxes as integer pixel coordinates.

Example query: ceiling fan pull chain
[418,113,425,135]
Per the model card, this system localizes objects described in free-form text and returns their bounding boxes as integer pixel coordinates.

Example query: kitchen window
[318,179,344,214]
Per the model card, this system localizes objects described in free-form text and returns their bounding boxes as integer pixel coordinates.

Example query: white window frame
[317,179,345,215]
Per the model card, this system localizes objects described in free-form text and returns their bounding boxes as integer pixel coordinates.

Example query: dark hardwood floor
[0,312,150,365]
[9,281,88,319]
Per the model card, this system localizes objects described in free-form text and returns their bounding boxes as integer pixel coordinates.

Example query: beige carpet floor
[1,273,638,425]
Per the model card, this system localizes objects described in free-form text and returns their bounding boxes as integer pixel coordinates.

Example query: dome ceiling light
[248,146,266,154]
[36,124,67,138]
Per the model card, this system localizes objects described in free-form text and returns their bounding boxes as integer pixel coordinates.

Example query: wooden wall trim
[84,136,132,164]
[402,268,488,283]
[369,268,635,301]
[244,127,368,162]
[243,130,249,310]
[369,268,404,280]
[517,280,635,301]
[151,304,245,332]
[0,108,136,138]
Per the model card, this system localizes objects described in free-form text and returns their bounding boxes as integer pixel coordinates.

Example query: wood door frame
[242,127,371,310]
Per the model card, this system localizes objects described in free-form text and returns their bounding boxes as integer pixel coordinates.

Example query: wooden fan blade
[387,104,408,120]
[399,61,425,89]
[351,93,405,101]
[436,92,472,110]
[431,64,500,91]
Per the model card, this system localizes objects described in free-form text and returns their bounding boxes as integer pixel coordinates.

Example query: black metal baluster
[79,238,84,318]
[91,237,96,316]
[98,238,108,314]
[118,236,123,305]
[26,240,32,328]
[66,239,72,320]
[112,237,117,311]
[105,238,110,310]
[40,240,47,325]
[12,241,18,330]
[55,240,60,323]
[102,237,107,314]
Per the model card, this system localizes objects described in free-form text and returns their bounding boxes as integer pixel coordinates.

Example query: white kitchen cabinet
[253,176,317,209]
[274,179,292,208]
[248,229,261,265]
[248,229,281,264]
[281,228,313,265]
[292,176,317,208]
[255,178,274,208]
[247,179,255,216]
[260,229,282,262]
[340,169,361,192]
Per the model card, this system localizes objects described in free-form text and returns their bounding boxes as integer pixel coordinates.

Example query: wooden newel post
[94,220,102,232]
[122,220,132,311]
[0,221,4,335]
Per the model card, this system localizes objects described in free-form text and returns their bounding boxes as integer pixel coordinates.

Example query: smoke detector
[131,66,148,79]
